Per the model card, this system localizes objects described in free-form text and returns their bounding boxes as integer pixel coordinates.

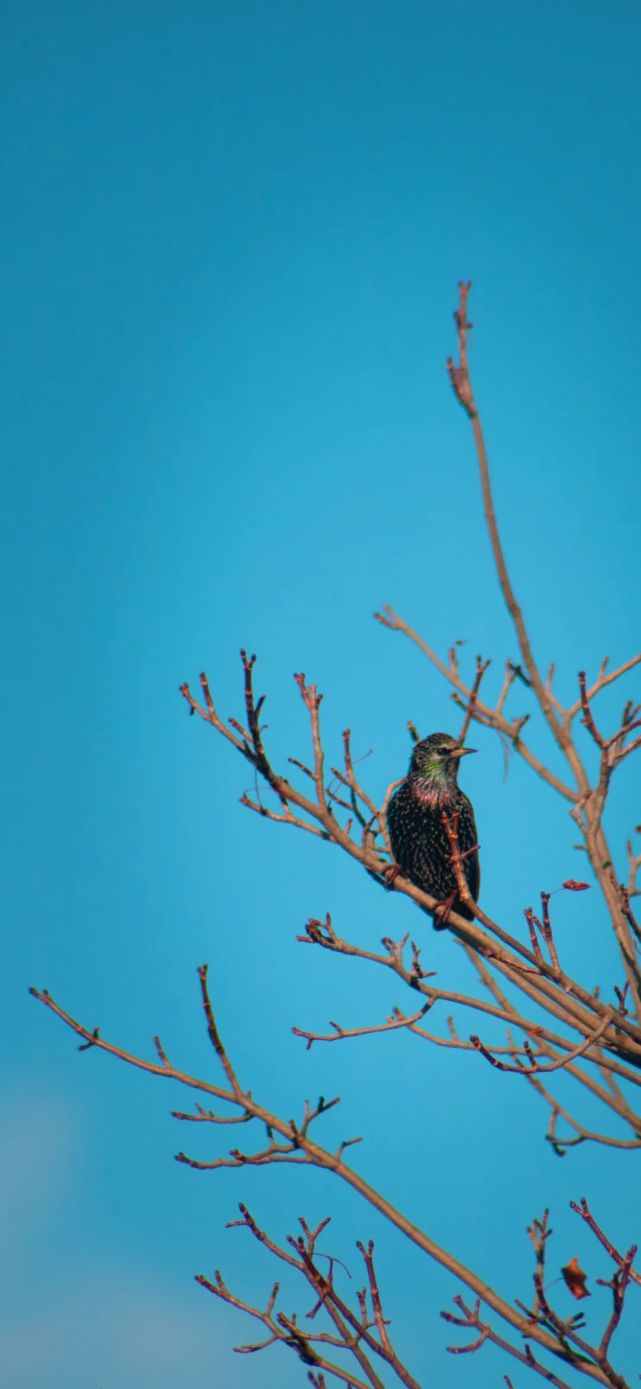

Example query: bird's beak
[451,745,476,758]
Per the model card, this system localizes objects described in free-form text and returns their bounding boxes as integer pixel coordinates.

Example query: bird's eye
[437,745,452,755]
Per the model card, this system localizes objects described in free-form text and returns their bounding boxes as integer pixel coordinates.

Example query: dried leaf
[562,880,591,892]
[561,1256,590,1299]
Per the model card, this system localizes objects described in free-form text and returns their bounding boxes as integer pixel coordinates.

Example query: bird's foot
[381,862,403,891]
[433,891,457,930]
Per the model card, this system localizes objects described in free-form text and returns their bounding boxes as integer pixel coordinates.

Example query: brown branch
[176,1144,310,1171]
[470,1010,614,1077]
[614,732,641,765]
[526,1212,597,1367]
[28,977,619,1383]
[298,917,641,1130]
[464,950,641,1146]
[183,295,641,1030]
[441,807,478,916]
[183,654,641,1051]
[447,284,589,797]
[215,1207,413,1389]
[496,659,520,716]
[446,280,477,418]
[541,1086,641,1155]
[627,835,641,900]
[198,964,243,1096]
[567,655,641,721]
[539,892,561,974]
[295,1003,542,1060]
[294,1228,421,1388]
[197,1265,377,1389]
[569,1199,641,1290]
[34,286,641,1389]
[293,947,641,1146]
[443,285,641,1019]
[340,729,380,825]
[374,605,577,803]
[544,662,566,717]
[239,793,330,839]
[579,671,607,750]
[519,1206,638,1388]
[171,1103,252,1126]
[357,1240,392,1356]
[292,1005,431,1051]
[458,655,491,744]
[295,673,328,814]
[442,1294,576,1389]
[598,1254,636,1362]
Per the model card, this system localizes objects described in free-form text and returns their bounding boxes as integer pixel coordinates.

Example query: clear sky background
[3,3,641,1386]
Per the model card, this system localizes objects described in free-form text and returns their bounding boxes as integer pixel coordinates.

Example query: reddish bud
[562,880,591,891]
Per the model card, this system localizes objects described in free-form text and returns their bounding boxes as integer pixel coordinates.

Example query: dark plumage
[387,732,480,924]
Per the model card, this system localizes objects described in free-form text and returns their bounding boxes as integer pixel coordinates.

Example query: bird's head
[409,732,476,790]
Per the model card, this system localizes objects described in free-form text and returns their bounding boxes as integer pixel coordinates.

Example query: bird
[386,732,480,925]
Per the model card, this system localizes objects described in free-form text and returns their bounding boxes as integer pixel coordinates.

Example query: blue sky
[3,3,641,1386]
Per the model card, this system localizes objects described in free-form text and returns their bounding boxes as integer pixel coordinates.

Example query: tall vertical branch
[447,281,641,1019]
[447,283,586,780]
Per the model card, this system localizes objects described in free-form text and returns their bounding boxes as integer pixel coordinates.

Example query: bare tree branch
[34,285,641,1389]
[29,975,629,1384]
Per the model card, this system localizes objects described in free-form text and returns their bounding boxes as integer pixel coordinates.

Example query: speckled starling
[387,732,480,923]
